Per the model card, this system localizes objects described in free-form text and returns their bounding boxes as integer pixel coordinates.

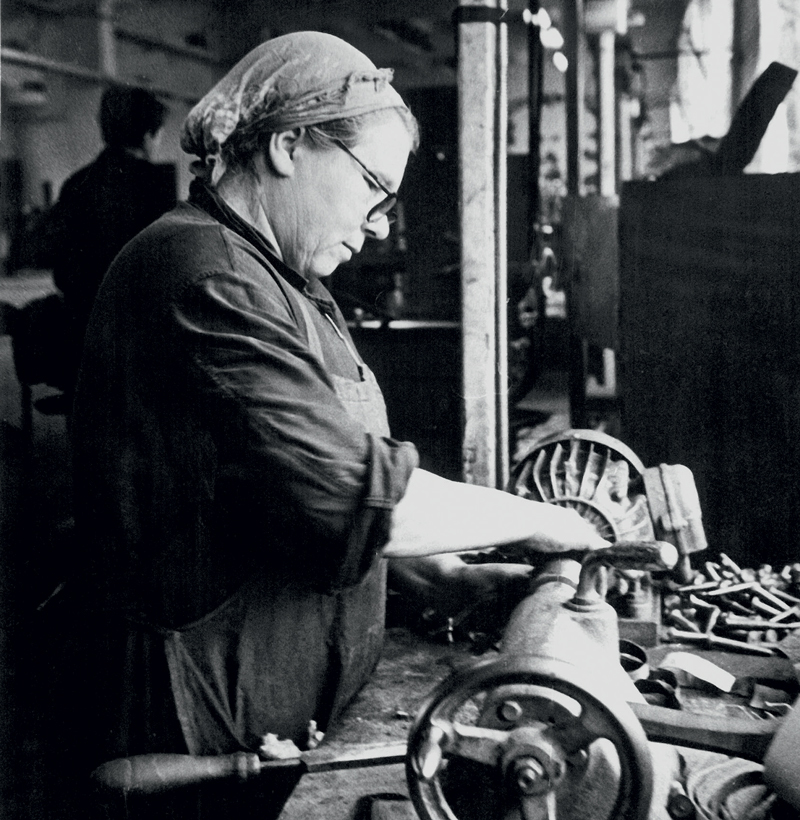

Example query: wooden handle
[91,752,263,795]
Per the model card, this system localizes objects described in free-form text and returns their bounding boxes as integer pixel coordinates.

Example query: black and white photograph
[2,1,800,818]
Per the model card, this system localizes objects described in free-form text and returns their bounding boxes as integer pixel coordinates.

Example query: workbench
[277,628,800,820]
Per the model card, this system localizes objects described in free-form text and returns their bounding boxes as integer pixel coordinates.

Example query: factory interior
[3,0,800,818]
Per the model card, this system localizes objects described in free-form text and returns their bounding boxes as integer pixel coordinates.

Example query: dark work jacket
[68,183,418,761]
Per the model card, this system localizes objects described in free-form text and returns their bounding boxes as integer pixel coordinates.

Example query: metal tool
[92,744,407,796]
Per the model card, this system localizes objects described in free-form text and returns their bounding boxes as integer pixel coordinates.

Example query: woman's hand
[388,554,533,620]
[513,502,609,555]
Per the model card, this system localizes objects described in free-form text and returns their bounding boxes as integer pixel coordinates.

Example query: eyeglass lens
[335,139,398,225]
[368,195,398,224]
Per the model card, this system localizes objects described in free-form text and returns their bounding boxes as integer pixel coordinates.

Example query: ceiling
[214,0,467,88]
[214,0,691,92]
[4,0,692,102]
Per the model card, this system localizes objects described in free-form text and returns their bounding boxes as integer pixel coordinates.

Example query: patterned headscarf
[181,31,408,185]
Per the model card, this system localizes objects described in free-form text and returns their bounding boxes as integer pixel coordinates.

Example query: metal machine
[508,430,706,627]
[406,541,677,820]
[92,431,800,819]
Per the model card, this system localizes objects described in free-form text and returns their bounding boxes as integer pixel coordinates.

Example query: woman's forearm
[383,468,607,559]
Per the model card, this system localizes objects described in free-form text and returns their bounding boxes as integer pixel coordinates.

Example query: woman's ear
[267,128,304,177]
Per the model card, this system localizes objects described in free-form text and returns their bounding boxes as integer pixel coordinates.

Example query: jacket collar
[187,179,338,312]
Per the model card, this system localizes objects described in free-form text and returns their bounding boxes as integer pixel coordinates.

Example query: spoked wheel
[406,654,653,820]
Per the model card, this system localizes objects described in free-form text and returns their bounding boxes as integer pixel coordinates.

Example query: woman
[65,31,605,817]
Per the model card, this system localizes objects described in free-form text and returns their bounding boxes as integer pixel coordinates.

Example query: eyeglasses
[333,139,398,225]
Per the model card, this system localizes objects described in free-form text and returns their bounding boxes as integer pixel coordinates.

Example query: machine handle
[591,541,678,572]
[572,541,678,605]
[91,743,407,795]
[91,751,270,795]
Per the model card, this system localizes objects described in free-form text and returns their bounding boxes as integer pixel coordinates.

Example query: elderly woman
[64,31,605,817]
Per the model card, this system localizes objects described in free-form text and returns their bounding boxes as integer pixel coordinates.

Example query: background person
[37,85,174,405]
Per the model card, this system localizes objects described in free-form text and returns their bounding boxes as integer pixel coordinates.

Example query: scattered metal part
[770,606,800,623]
[668,610,701,633]
[703,606,720,635]
[752,584,791,612]
[665,628,779,656]
[718,553,745,579]
[677,580,720,593]
[703,582,755,597]
[751,598,783,618]
[718,615,800,631]
[687,594,716,611]
[714,596,757,617]
[771,588,800,606]
[665,556,800,656]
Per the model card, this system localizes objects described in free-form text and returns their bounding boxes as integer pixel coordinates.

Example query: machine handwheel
[406,654,653,820]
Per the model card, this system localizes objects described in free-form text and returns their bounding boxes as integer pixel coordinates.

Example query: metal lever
[570,541,678,607]
[630,702,780,762]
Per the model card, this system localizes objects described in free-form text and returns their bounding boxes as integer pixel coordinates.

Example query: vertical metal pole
[495,8,509,487]
[564,0,586,200]
[458,0,508,488]
[528,2,544,240]
[527,3,546,383]
[563,0,588,428]
[598,28,616,196]
[98,0,117,77]
[597,25,617,399]
[618,96,633,183]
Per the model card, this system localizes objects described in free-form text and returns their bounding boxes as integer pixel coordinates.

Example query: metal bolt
[515,758,548,795]
[566,748,589,769]
[498,700,523,723]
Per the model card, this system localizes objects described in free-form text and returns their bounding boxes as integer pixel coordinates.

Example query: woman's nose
[363,215,391,242]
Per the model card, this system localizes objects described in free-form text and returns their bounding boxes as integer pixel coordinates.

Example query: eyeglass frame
[333,139,398,225]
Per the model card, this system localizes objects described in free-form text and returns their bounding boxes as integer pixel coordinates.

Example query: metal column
[598,28,616,197]
[564,0,589,427]
[98,0,118,77]
[528,2,545,242]
[457,0,509,489]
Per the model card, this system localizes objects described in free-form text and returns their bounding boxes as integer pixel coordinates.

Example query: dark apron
[163,294,392,755]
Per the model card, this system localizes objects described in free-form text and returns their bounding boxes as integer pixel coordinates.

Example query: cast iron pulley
[406,654,654,820]
[508,430,654,544]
